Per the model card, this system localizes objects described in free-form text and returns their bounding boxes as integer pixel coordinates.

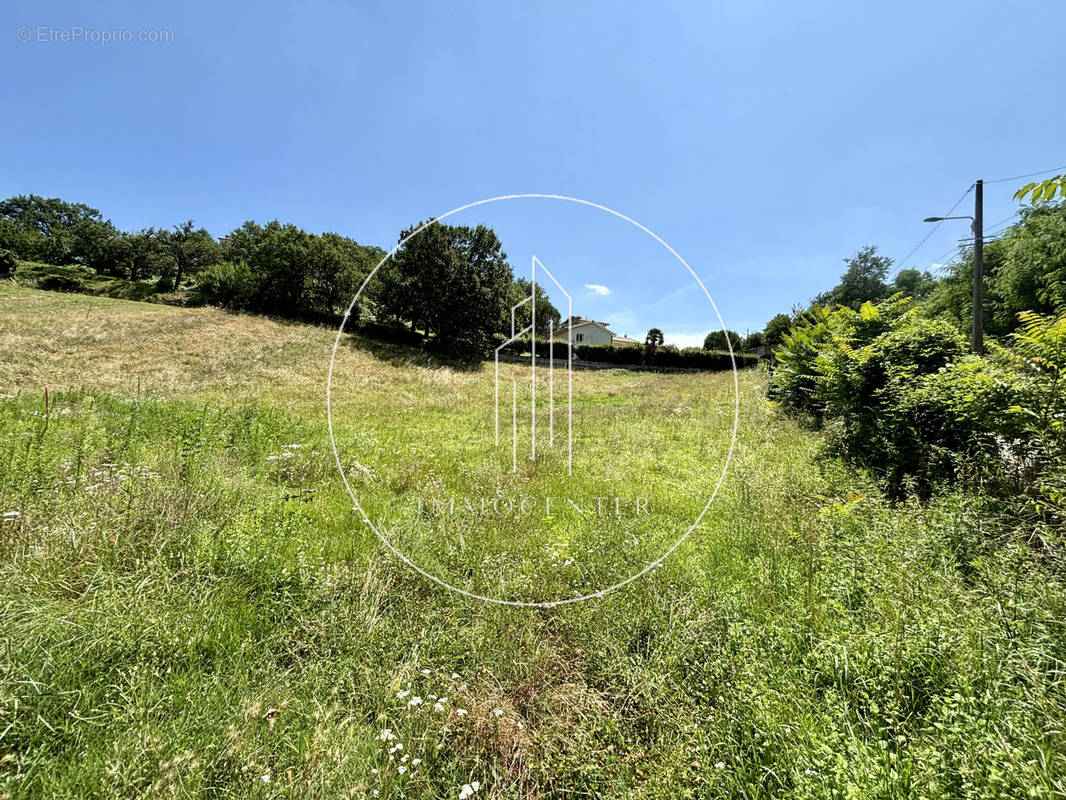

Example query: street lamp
[923,179,984,354]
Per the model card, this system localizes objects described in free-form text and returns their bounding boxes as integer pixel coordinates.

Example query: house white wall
[552,322,614,346]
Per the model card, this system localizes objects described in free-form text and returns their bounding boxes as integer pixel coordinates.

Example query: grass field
[1,283,1064,799]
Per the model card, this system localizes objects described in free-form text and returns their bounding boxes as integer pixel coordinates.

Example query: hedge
[502,339,756,371]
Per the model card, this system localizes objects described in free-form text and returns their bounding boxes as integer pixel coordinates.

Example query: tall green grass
[0,287,1064,798]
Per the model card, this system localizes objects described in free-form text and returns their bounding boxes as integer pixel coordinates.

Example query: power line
[895,183,973,269]
[984,163,1066,185]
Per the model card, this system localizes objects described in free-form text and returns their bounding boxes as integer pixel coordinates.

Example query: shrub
[0,248,15,278]
[770,295,1066,499]
[576,343,757,370]
[15,261,94,293]
[192,261,257,309]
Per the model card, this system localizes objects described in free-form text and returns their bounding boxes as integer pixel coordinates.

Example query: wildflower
[714,762,726,769]
[451,673,460,679]
[805,768,820,776]
[2,511,19,520]
[411,759,422,766]
[459,785,475,799]
[371,768,378,775]
[401,753,409,762]
[421,669,431,675]
[397,765,407,775]
[396,690,410,699]
[492,708,503,717]
[260,773,271,783]
[472,782,480,792]
[455,708,468,717]
[378,728,395,741]
[434,702,445,712]
[408,696,423,707]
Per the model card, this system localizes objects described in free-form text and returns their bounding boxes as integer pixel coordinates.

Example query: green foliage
[703,329,742,351]
[768,297,1051,497]
[509,278,561,337]
[814,245,893,310]
[14,260,173,302]
[193,261,257,309]
[926,202,1066,336]
[763,312,794,348]
[576,343,756,370]
[16,261,95,292]
[0,248,16,277]
[157,220,220,289]
[1015,174,1066,204]
[892,267,935,299]
[205,220,384,324]
[3,287,1066,798]
[0,194,122,273]
[743,330,764,349]
[376,222,514,357]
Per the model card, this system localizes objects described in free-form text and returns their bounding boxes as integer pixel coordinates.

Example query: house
[611,334,640,348]
[551,316,616,346]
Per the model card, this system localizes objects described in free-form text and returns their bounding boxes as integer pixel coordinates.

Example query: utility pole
[971,179,984,355]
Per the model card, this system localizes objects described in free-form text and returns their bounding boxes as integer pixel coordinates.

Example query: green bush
[15,261,94,293]
[575,343,644,365]
[769,296,1051,497]
[0,248,15,277]
[573,343,757,370]
[192,261,256,309]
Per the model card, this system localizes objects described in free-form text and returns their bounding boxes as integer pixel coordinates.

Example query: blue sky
[3,0,1064,345]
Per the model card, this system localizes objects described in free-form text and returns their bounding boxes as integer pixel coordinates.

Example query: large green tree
[892,268,936,300]
[815,245,892,310]
[509,278,561,338]
[157,221,220,289]
[0,194,121,273]
[703,329,743,351]
[378,221,514,356]
[763,313,794,348]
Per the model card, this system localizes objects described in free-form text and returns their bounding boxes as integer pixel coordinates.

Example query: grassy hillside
[0,285,1063,798]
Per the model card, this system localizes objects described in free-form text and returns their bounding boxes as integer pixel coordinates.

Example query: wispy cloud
[584,283,610,296]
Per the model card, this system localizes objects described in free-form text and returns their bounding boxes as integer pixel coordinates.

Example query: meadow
[1,283,1064,799]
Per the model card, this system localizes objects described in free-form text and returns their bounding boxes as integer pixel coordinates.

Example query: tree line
[0,195,563,357]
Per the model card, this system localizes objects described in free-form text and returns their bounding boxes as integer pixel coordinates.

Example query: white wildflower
[397,765,407,775]
[411,758,421,766]
[421,669,431,675]
[396,689,410,699]
[492,708,503,717]
[455,708,467,717]
[715,761,726,769]
[434,702,445,712]
[378,728,395,741]
[408,696,423,707]
[260,773,271,783]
